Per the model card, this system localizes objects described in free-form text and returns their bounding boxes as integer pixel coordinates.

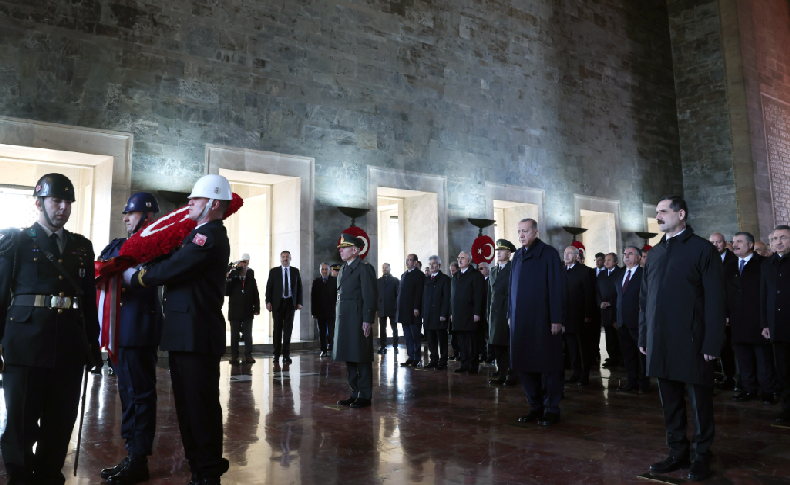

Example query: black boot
[187,471,202,485]
[101,456,130,479]
[107,454,150,484]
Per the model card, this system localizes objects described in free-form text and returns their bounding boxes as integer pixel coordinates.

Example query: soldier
[489,239,517,386]
[128,174,232,485]
[0,173,101,484]
[330,263,341,278]
[99,193,164,484]
[334,233,377,409]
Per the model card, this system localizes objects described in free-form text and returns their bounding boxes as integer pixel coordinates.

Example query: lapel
[338,258,359,289]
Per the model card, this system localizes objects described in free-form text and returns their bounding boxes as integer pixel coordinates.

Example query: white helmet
[189,174,232,201]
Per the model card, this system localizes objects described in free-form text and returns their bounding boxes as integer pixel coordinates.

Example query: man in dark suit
[311,262,337,357]
[711,231,738,390]
[597,253,622,367]
[99,193,164,484]
[761,225,790,423]
[489,239,516,386]
[562,246,596,386]
[397,253,424,367]
[450,251,486,374]
[130,174,233,484]
[0,174,101,485]
[477,261,491,362]
[376,263,399,354]
[614,246,648,393]
[225,254,260,365]
[726,232,775,404]
[640,196,725,482]
[265,250,303,364]
[422,255,451,369]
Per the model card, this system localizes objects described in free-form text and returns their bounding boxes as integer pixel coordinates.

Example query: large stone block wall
[0,0,682,270]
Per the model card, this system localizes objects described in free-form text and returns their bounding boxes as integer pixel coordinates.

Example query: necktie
[431,274,435,281]
[323,277,327,283]
[284,268,290,298]
[50,233,61,257]
[739,259,745,275]
[622,270,631,294]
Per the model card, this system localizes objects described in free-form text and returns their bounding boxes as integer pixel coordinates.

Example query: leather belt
[12,294,80,310]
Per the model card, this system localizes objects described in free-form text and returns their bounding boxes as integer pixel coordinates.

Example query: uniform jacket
[724,253,766,344]
[508,238,565,373]
[310,275,337,321]
[597,268,622,326]
[422,271,451,331]
[265,266,303,309]
[564,263,596,334]
[377,274,399,318]
[332,258,377,363]
[0,223,100,367]
[225,268,260,321]
[760,253,790,343]
[638,227,726,385]
[100,238,163,347]
[131,219,230,355]
[396,268,424,325]
[488,261,511,346]
[450,267,486,332]
[614,266,643,330]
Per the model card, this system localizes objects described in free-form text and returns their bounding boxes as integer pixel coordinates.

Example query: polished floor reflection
[1,346,789,484]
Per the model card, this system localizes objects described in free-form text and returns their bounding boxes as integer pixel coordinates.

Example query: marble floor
[1,345,789,484]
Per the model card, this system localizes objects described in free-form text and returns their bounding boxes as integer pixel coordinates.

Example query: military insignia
[79,268,86,277]
[193,233,207,246]
[214,187,219,194]
[28,228,36,237]
[146,202,152,208]
[36,185,41,192]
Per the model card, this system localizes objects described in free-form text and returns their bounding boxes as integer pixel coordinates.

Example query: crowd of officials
[1,171,788,484]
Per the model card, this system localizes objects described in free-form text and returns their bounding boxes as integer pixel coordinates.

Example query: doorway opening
[580,209,617,268]
[493,200,539,244]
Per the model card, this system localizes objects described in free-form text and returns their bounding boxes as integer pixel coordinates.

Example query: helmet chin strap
[131,213,149,236]
[198,199,216,222]
[39,197,58,230]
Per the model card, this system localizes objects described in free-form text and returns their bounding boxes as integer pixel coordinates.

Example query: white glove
[122,267,136,286]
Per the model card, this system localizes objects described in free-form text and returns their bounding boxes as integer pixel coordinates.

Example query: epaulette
[0,228,22,256]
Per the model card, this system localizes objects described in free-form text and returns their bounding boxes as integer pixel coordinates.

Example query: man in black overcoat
[711,231,738,389]
[614,246,648,393]
[509,219,565,426]
[562,246,596,386]
[489,239,516,386]
[760,225,790,423]
[639,196,725,482]
[450,251,486,373]
[377,262,399,354]
[478,261,491,362]
[226,254,260,365]
[598,253,622,368]
[726,232,776,404]
[311,262,337,356]
[422,255,451,369]
[397,253,424,367]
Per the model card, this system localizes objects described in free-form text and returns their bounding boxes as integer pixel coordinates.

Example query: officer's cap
[337,233,364,249]
[495,239,516,252]
[330,263,342,271]
[33,173,75,202]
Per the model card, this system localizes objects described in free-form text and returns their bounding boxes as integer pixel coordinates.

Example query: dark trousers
[720,325,737,379]
[477,320,489,359]
[1,363,84,484]
[492,344,513,382]
[115,347,158,456]
[316,317,335,352]
[403,322,422,361]
[427,329,449,364]
[378,315,397,350]
[456,331,478,371]
[169,352,229,478]
[451,333,460,356]
[519,371,563,414]
[564,332,590,377]
[273,299,295,358]
[734,343,776,394]
[603,324,621,362]
[229,318,253,360]
[657,378,714,461]
[346,362,373,400]
[773,341,790,410]
[619,326,648,388]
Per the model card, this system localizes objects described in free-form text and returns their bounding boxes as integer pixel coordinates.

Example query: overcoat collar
[520,238,546,261]
[658,225,694,246]
[338,257,360,288]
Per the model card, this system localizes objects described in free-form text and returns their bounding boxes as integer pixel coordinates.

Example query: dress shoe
[320,351,328,357]
[489,378,506,386]
[187,472,202,485]
[687,459,711,481]
[734,384,743,392]
[436,363,447,370]
[616,384,638,392]
[101,456,130,479]
[775,408,790,423]
[504,378,518,386]
[538,412,561,426]
[381,347,387,354]
[714,378,734,390]
[649,454,691,473]
[91,366,102,375]
[424,362,438,369]
[350,398,371,408]
[107,455,149,484]
[453,368,467,373]
[376,349,384,355]
[337,397,356,406]
[565,375,580,384]
[732,391,755,402]
[762,393,776,405]
[284,357,293,364]
[518,408,543,422]
[246,356,256,364]
[491,371,501,377]
[273,355,280,362]
[108,366,116,376]
[414,361,423,368]
[577,376,590,386]
[400,360,414,367]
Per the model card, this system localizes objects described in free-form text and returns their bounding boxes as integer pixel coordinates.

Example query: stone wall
[0,0,682,271]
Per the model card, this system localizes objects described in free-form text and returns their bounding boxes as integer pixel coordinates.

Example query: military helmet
[33,173,75,202]
[123,192,160,214]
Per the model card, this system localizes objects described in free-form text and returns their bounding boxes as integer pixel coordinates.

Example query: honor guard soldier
[128,175,232,485]
[99,193,164,484]
[0,173,101,484]
[334,233,377,408]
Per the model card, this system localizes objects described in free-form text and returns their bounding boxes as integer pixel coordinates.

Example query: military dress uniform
[333,234,377,407]
[0,175,100,484]
[489,239,516,385]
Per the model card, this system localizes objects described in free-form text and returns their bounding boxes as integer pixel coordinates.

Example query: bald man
[755,241,774,258]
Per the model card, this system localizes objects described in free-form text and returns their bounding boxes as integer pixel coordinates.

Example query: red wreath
[471,235,495,265]
[338,226,370,260]
[572,240,586,258]
[642,244,653,251]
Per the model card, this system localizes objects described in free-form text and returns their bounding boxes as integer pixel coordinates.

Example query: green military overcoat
[332,257,377,363]
[488,261,511,346]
